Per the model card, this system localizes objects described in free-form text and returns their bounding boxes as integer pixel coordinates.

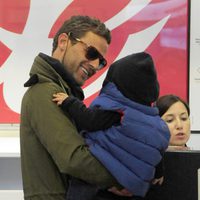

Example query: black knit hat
[103,52,160,106]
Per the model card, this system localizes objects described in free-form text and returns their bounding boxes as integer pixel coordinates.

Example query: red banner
[0,0,189,123]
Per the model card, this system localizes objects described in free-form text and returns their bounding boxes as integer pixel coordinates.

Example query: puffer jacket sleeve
[27,82,118,187]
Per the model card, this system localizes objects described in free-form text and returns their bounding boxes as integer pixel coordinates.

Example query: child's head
[103,52,159,106]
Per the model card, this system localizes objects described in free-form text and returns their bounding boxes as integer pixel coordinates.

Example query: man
[20,15,122,200]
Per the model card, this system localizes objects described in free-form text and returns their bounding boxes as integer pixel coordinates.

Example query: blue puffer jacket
[85,83,170,197]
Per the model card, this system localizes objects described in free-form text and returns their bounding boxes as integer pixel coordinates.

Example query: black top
[61,96,121,132]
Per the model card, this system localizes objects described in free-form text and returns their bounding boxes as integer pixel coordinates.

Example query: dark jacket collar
[25,53,84,100]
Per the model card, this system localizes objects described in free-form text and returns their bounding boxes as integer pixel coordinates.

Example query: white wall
[187,133,200,150]
[189,0,200,131]
[0,191,23,200]
[0,130,23,200]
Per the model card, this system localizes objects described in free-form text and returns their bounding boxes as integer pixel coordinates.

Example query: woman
[156,94,190,149]
[144,95,192,200]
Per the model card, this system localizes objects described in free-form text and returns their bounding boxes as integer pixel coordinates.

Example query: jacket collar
[101,82,159,116]
[24,53,84,100]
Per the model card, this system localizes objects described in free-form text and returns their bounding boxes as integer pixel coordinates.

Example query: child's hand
[52,93,69,105]
[152,176,164,185]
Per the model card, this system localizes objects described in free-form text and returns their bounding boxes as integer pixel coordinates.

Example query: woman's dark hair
[52,15,111,53]
[156,94,190,117]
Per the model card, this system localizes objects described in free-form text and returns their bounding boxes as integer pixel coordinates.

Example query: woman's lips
[175,133,186,139]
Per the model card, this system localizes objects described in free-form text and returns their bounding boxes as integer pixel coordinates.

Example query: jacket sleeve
[61,96,121,132]
[28,83,119,187]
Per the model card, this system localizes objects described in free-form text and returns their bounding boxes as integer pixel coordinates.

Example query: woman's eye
[180,114,189,121]
[181,117,188,121]
[165,119,173,123]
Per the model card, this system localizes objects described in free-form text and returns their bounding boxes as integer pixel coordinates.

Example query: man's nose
[88,59,100,71]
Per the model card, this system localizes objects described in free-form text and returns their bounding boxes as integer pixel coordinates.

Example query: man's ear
[58,33,69,51]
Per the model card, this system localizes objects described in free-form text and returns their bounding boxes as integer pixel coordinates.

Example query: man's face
[56,31,109,86]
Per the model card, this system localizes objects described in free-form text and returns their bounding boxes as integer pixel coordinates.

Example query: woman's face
[161,101,190,146]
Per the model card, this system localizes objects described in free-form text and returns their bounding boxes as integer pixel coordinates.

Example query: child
[53,52,170,199]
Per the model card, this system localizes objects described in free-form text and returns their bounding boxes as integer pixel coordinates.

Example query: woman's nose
[175,119,183,129]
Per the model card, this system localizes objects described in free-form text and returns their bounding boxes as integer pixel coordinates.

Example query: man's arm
[30,83,119,187]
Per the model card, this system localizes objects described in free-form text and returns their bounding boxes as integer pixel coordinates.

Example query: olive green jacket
[20,54,117,200]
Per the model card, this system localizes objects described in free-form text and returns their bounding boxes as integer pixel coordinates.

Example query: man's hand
[108,186,133,197]
[52,93,68,105]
